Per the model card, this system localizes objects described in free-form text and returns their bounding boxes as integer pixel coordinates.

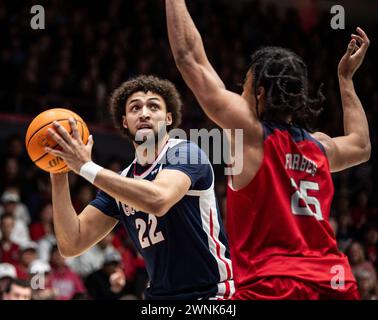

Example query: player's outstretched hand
[338,27,370,80]
[45,118,94,174]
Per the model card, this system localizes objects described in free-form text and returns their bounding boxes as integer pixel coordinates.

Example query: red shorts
[231,277,360,300]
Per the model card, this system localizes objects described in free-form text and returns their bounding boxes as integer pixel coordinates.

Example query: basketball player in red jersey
[166,0,370,299]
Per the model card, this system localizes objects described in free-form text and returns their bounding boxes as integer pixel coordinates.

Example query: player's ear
[256,86,265,100]
[256,86,266,110]
[166,113,172,126]
[122,115,128,129]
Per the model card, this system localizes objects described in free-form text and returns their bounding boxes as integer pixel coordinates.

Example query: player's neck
[134,134,169,166]
[266,114,293,125]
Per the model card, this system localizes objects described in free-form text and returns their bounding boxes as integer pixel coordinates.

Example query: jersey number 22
[135,215,165,249]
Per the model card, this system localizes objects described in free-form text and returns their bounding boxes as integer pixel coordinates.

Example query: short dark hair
[249,46,325,131]
[4,278,30,293]
[0,213,14,224]
[109,75,183,137]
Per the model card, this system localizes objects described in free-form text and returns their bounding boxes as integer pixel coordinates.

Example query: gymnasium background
[0,0,377,300]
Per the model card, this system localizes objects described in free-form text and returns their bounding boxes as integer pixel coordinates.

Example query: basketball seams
[33,121,85,164]
[38,121,84,173]
[26,109,89,173]
[26,119,86,148]
[32,135,70,163]
[48,163,68,173]
[36,160,68,173]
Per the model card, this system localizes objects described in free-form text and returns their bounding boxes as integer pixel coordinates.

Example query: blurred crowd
[0,134,148,300]
[0,0,377,300]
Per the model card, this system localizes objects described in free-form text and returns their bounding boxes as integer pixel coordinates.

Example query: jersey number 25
[290,178,323,221]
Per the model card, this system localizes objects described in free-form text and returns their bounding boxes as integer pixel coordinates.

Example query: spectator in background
[2,278,32,300]
[72,184,95,213]
[0,189,31,246]
[30,203,54,242]
[111,227,147,299]
[24,172,53,221]
[85,250,127,300]
[363,225,378,270]
[0,158,24,193]
[336,212,355,253]
[0,263,17,296]
[28,259,57,300]
[0,188,31,226]
[49,245,86,300]
[3,134,29,169]
[66,233,118,278]
[351,189,370,230]
[354,269,378,300]
[346,241,378,299]
[37,229,56,263]
[15,242,38,280]
[30,203,56,262]
[0,214,19,264]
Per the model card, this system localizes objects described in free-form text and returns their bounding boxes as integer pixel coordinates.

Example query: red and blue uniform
[227,122,359,300]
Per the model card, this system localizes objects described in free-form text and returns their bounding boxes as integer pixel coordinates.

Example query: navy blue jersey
[90,139,234,300]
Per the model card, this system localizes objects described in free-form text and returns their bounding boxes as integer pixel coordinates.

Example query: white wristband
[79,161,103,184]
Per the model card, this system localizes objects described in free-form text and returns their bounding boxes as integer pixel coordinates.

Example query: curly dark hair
[109,75,182,137]
[249,46,325,131]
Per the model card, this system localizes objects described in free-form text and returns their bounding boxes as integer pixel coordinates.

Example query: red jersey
[227,122,356,293]
[0,241,19,265]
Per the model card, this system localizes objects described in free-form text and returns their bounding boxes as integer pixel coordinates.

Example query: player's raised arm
[165,0,254,130]
[313,27,371,172]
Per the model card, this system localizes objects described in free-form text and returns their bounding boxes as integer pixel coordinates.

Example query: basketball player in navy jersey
[166,1,370,299]
[46,75,234,300]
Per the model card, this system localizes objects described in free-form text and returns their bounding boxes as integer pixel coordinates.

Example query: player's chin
[134,129,157,144]
[136,128,154,136]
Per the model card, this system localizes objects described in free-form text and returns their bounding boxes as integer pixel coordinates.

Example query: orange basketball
[25,108,90,173]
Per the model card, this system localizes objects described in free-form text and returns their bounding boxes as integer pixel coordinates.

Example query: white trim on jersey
[115,163,134,211]
[131,139,186,179]
[198,191,234,299]
[208,280,235,300]
[120,162,133,178]
[186,163,215,196]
